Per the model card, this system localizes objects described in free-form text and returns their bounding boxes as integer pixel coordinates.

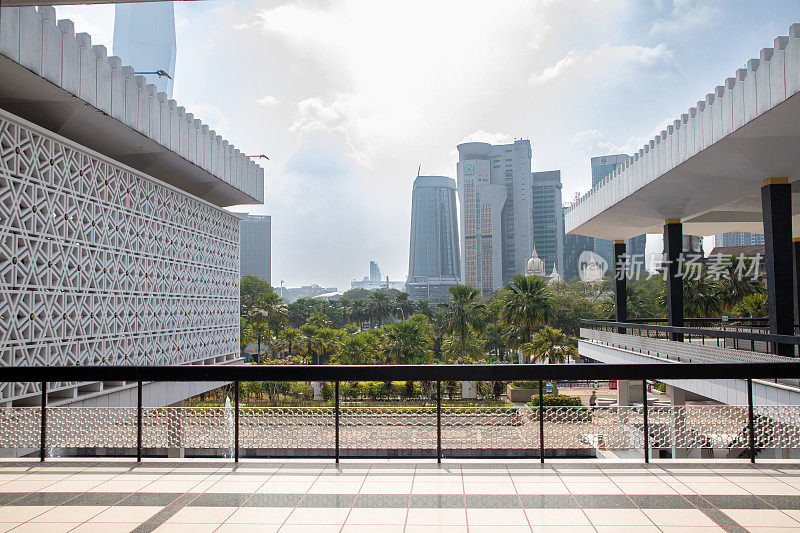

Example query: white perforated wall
[0,109,240,403]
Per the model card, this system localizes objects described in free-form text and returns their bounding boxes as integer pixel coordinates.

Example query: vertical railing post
[642,380,649,464]
[747,378,756,463]
[538,380,545,464]
[234,381,239,463]
[136,381,142,462]
[436,380,442,464]
[335,381,340,464]
[40,381,47,462]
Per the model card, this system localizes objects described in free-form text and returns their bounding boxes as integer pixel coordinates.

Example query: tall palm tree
[523,326,574,364]
[336,335,374,365]
[718,257,764,312]
[368,291,393,327]
[255,291,288,357]
[349,300,369,331]
[438,285,485,358]
[277,328,302,356]
[383,320,432,364]
[298,324,320,364]
[394,292,415,321]
[498,274,552,350]
[240,318,254,353]
[314,327,341,364]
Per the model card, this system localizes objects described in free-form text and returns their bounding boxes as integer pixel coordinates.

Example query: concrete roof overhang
[565,24,800,240]
[0,55,253,207]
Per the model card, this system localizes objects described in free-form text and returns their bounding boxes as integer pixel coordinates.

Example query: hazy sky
[57,0,800,290]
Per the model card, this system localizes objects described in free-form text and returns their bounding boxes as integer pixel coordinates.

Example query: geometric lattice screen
[0,111,240,403]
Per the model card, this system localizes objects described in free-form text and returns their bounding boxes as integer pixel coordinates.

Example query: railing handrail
[593,317,770,325]
[5,362,800,383]
[580,319,800,345]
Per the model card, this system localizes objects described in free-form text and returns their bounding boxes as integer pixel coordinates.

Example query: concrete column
[617,380,643,406]
[614,241,627,333]
[462,381,478,400]
[761,178,794,356]
[668,385,687,459]
[793,238,800,330]
[313,382,323,400]
[663,221,684,341]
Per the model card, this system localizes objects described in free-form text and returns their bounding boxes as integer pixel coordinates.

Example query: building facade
[0,6,264,407]
[531,170,564,276]
[715,232,765,247]
[369,260,381,282]
[406,176,461,302]
[236,213,271,283]
[456,140,532,294]
[113,2,176,98]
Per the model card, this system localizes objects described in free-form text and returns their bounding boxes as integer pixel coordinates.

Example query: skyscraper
[406,176,461,301]
[590,154,647,271]
[370,261,382,282]
[563,203,595,280]
[236,213,271,283]
[113,2,177,98]
[715,232,765,247]
[531,170,564,276]
[457,140,532,294]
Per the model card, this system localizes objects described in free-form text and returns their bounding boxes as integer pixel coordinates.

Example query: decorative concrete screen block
[76,33,96,106]
[135,75,148,136]
[58,19,80,97]
[0,109,240,404]
[39,6,62,86]
[108,57,125,122]
[771,36,788,106]
[787,24,800,96]
[18,7,42,75]
[0,6,20,62]
[94,45,111,115]
[757,48,774,115]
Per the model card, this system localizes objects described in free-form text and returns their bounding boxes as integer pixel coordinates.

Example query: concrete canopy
[565,24,800,241]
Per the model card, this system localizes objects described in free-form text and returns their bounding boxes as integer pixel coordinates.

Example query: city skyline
[53,1,800,290]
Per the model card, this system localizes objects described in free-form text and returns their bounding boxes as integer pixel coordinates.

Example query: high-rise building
[406,176,461,301]
[113,2,177,98]
[531,170,564,276]
[370,261,382,282]
[589,154,648,271]
[715,232,765,247]
[457,140,532,294]
[236,213,271,283]
[563,204,595,280]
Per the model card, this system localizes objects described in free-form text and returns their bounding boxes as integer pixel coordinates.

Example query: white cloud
[650,0,721,37]
[256,94,280,107]
[182,103,231,137]
[461,130,515,145]
[571,117,676,158]
[529,42,677,87]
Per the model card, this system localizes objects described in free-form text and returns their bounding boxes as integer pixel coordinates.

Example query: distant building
[235,213,271,283]
[280,284,338,303]
[369,261,382,282]
[563,207,596,280]
[531,170,564,275]
[457,140,533,295]
[715,232,765,247]
[406,176,461,302]
[113,2,177,98]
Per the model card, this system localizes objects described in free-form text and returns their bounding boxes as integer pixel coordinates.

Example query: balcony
[3,364,800,531]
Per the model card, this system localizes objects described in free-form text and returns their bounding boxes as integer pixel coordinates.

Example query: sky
[56,0,800,290]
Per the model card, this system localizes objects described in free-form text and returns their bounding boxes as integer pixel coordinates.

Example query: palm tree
[336,335,374,365]
[368,291,393,327]
[481,322,507,361]
[523,326,574,364]
[438,284,484,358]
[498,275,552,351]
[718,257,764,311]
[734,293,768,318]
[255,291,288,357]
[299,324,320,364]
[240,318,254,353]
[383,320,432,364]
[394,292,415,321]
[277,328,302,356]
[314,327,341,364]
[349,300,369,331]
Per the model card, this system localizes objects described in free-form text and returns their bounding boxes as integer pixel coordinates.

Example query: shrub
[528,394,583,407]
[509,380,542,389]
[289,382,314,400]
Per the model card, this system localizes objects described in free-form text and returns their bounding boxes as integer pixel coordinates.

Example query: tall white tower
[113,2,177,98]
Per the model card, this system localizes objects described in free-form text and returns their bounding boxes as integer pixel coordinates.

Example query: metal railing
[5,363,800,465]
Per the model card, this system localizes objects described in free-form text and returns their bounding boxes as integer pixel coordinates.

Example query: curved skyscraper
[113,2,176,98]
[407,176,461,302]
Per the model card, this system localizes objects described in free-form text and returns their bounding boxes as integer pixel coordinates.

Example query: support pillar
[762,178,794,356]
[793,238,800,331]
[614,241,627,333]
[663,221,684,341]
[667,385,687,459]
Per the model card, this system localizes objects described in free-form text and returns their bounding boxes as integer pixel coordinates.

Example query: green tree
[277,328,302,356]
[394,292,415,320]
[498,275,552,350]
[240,275,273,316]
[717,256,764,312]
[349,300,370,331]
[299,324,320,364]
[438,284,485,358]
[481,322,507,361]
[522,326,574,364]
[733,292,768,318]
[254,291,288,358]
[240,318,254,353]
[315,327,341,364]
[383,320,433,364]
[368,291,393,327]
[336,335,375,365]
[441,326,483,361]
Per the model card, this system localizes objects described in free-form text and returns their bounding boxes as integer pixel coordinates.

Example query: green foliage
[438,285,485,357]
[498,275,551,348]
[528,394,583,406]
[509,380,542,389]
[733,293,768,318]
[521,326,574,364]
[240,276,274,316]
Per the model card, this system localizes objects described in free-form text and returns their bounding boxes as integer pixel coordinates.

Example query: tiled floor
[1,460,800,532]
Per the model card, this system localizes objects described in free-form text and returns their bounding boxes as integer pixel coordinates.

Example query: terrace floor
[2,459,800,532]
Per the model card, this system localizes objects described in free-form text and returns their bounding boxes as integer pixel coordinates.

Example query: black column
[614,241,627,333]
[793,239,800,328]
[762,179,794,356]
[664,221,683,341]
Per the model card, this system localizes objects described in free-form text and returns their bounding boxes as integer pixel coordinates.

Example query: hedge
[528,394,583,407]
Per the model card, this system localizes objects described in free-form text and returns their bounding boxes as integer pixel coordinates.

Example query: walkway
[2,459,800,531]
